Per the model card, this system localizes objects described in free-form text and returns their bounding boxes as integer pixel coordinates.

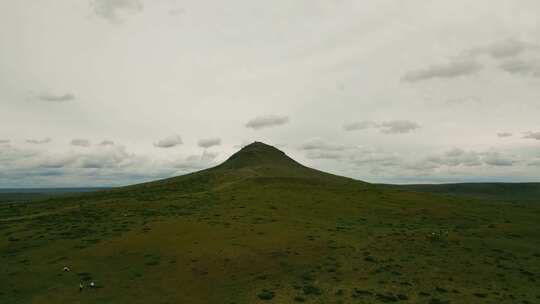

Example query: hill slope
[1,142,539,304]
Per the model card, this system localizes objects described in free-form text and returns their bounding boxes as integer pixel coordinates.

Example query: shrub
[257,289,275,300]
[303,285,322,295]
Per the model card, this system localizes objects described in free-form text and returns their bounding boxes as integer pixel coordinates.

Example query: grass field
[387,183,540,203]
[1,142,539,303]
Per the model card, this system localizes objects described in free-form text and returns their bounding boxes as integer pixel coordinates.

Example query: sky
[1,0,539,187]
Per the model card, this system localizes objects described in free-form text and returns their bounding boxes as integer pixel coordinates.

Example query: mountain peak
[219,141,301,169]
[240,141,286,153]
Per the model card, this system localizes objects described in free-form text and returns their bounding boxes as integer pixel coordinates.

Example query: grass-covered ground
[387,183,540,203]
[1,142,539,303]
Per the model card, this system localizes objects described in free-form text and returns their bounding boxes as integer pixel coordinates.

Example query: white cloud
[403,38,540,84]
[305,151,343,160]
[343,120,420,134]
[471,39,538,59]
[343,121,377,131]
[168,8,185,16]
[245,115,289,130]
[77,145,136,168]
[499,59,540,78]
[198,138,221,148]
[70,139,91,147]
[91,0,143,23]
[36,154,78,169]
[427,148,482,167]
[445,148,465,157]
[352,154,402,167]
[402,161,439,171]
[483,152,517,166]
[38,92,75,102]
[528,159,540,166]
[0,142,219,187]
[445,96,482,105]
[168,150,219,171]
[26,138,52,144]
[379,120,420,134]
[402,60,483,82]
[154,135,183,148]
[523,131,540,140]
[299,138,351,151]
[497,132,513,138]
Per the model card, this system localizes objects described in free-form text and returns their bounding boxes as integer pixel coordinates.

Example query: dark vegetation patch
[257,289,275,300]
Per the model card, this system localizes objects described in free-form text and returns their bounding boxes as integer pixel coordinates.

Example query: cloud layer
[343,120,420,134]
[26,138,52,144]
[91,0,143,23]
[343,121,378,131]
[245,115,289,130]
[1,1,539,186]
[38,92,75,102]
[499,59,540,78]
[197,138,221,149]
[471,39,537,59]
[299,138,351,151]
[523,131,540,140]
[154,135,183,148]
[70,139,91,147]
[404,38,540,82]
[402,60,483,82]
[0,141,220,187]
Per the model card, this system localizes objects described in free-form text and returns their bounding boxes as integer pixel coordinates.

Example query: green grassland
[388,183,540,203]
[1,142,539,303]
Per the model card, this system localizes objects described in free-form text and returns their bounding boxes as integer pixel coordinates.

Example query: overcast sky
[1,0,539,187]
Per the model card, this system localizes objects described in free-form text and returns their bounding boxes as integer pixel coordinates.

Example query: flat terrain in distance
[0,188,106,204]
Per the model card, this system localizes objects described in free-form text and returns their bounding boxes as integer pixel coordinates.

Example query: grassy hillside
[386,183,540,203]
[1,142,539,304]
